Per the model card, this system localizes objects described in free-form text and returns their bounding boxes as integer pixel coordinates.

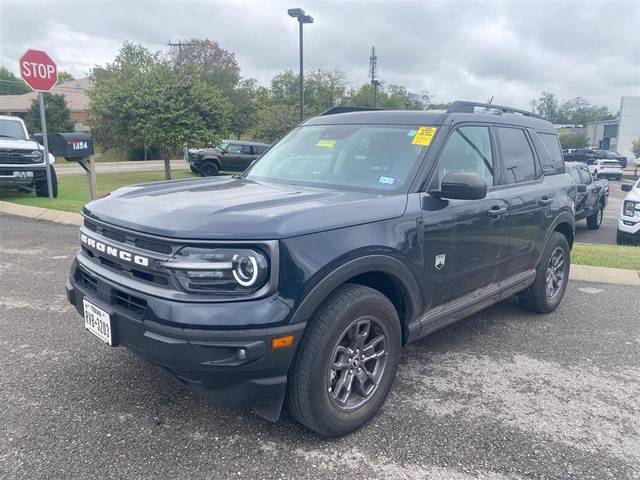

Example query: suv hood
[84,176,408,240]
[0,138,41,150]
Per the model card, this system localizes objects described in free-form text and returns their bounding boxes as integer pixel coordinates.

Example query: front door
[422,124,511,307]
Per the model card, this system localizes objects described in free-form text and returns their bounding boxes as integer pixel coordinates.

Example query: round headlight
[232,254,259,286]
[31,150,42,162]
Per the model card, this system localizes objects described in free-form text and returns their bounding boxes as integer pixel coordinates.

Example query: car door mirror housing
[577,184,587,193]
[622,184,632,192]
[429,171,488,200]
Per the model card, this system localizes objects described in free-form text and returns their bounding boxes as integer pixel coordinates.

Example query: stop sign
[20,49,58,92]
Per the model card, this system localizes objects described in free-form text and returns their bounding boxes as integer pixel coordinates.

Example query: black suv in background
[67,101,576,436]
[186,140,270,176]
[563,148,596,164]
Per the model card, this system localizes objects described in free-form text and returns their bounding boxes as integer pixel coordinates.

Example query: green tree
[24,93,73,134]
[169,38,240,96]
[557,97,614,124]
[88,43,232,178]
[0,66,29,94]
[229,78,259,139]
[530,91,559,123]
[559,133,588,149]
[631,138,640,160]
[58,71,75,83]
[251,104,298,143]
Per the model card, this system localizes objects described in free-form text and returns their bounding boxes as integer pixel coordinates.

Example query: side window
[241,145,252,154]
[430,126,494,189]
[497,127,537,184]
[578,167,592,184]
[538,133,565,174]
[568,167,581,184]
[226,143,243,154]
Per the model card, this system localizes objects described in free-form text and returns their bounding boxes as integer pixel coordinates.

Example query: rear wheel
[586,203,604,230]
[35,165,58,198]
[286,284,401,437]
[520,232,570,313]
[200,161,219,176]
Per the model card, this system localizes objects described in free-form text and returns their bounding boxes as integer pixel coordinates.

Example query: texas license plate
[83,299,112,345]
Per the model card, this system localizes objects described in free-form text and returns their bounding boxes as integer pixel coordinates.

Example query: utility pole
[167,40,196,62]
[288,9,313,122]
[369,46,380,108]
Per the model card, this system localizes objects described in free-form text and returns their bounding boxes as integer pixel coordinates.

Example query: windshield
[0,119,27,140]
[245,124,435,191]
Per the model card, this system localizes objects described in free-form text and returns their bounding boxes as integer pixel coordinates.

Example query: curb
[1,200,639,287]
[569,264,640,287]
[0,200,82,226]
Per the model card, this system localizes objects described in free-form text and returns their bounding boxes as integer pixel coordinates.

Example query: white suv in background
[590,159,623,181]
[617,179,640,245]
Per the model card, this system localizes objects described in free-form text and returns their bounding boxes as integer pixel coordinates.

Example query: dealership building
[585,96,640,159]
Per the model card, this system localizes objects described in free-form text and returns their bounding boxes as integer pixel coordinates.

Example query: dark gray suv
[186,140,270,176]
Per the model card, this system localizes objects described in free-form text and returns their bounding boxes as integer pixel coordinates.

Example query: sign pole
[88,155,97,200]
[38,91,54,199]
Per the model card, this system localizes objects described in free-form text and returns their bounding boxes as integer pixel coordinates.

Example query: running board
[407,270,536,343]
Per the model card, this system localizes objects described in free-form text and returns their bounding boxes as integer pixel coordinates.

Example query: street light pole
[288,8,313,122]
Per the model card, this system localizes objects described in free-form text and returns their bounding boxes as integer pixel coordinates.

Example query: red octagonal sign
[20,49,58,92]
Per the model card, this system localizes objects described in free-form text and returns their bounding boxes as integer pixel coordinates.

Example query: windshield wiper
[0,134,17,138]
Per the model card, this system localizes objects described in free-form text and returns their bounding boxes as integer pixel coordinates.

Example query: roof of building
[0,78,90,113]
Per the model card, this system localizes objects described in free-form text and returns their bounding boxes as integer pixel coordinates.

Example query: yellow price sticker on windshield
[412,127,437,146]
[316,139,336,148]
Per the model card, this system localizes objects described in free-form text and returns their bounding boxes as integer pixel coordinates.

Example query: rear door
[422,124,511,306]
[494,126,549,278]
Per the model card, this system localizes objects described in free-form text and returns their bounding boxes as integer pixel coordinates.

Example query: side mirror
[622,184,632,192]
[577,184,587,193]
[430,171,488,200]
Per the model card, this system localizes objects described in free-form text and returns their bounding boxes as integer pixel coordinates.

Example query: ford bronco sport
[66,101,576,436]
[0,115,57,197]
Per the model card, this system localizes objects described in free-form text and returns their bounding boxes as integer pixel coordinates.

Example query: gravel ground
[1,214,639,480]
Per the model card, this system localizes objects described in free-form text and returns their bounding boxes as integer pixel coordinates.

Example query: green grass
[0,170,196,213]
[572,242,640,270]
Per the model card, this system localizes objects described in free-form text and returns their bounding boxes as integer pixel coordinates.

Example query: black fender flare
[289,254,422,331]
[546,210,575,246]
[200,156,222,168]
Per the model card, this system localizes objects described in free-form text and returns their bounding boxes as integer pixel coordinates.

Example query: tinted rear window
[497,127,537,184]
[538,133,565,174]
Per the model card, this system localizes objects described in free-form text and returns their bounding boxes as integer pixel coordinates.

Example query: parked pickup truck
[618,179,640,245]
[566,161,608,229]
[66,101,576,436]
[0,115,57,196]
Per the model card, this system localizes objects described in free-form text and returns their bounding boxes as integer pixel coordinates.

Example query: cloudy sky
[1,0,639,110]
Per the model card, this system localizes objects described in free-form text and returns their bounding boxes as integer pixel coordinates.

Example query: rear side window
[538,133,565,174]
[497,127,537,184]
[241,145,252,154]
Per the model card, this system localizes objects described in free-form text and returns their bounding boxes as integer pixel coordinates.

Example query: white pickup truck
[589,159,623,181]
[618,179,640,245]
[0,115,57,197]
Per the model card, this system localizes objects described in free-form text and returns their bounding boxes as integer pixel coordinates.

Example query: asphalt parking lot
[1,214,639,480]
[574,177,635,245]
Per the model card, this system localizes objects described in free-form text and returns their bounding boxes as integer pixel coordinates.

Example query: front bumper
[66,259,305,420]
[618,218,640,242]
[0,167,46,187]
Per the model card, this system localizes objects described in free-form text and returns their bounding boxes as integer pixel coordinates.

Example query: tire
[520,232,570,313]
[617,231,629,245]
[199,160,219,177]
[286,284,401,437]
[35,165,58,198]
[586,203,604,230]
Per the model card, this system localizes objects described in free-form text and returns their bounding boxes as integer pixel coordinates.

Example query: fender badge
[435,254,446,270]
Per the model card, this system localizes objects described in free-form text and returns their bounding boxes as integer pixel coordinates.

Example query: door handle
[487,206,508,217]
[538,197,553,206]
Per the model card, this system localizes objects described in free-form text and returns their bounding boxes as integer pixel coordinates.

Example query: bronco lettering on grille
[80,233,150,267]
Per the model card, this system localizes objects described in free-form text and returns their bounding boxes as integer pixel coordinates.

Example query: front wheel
[199,161,219,177]
[286,284,401,437]
[520,232,570,313]
[586,204,604,230]
[35,165,58,198]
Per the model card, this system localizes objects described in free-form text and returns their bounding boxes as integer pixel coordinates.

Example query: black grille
[75,266,147,316]
[76,267,97,291]
[84,219,173,255]
[0,150,41,164]
[113,289,147,315]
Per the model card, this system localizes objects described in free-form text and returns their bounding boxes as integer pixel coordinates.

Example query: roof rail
[447,101,540,118]
[320,106,380,116]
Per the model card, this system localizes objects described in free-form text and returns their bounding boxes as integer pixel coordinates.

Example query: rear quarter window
[538,133,565,175]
